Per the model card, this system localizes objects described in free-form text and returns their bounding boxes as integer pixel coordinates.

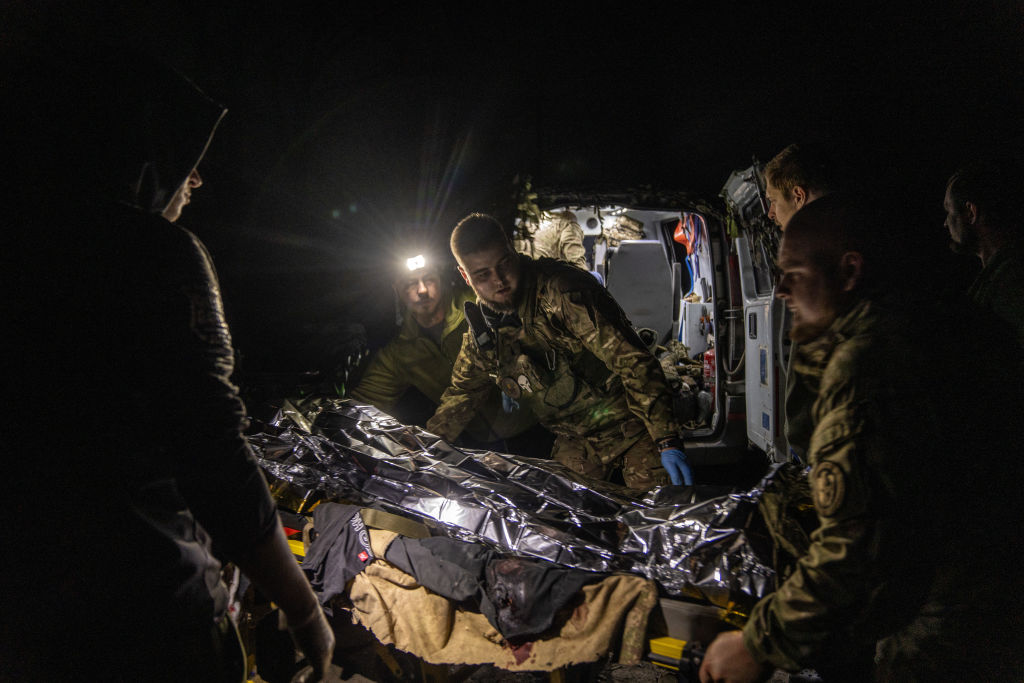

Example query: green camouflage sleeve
[348,345,408,413]
[425,331,496,442]
[742,351,877,671]
[558,220,589,270]
[549,282,679,441]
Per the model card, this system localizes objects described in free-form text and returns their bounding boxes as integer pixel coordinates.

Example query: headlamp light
[405,254,426,271]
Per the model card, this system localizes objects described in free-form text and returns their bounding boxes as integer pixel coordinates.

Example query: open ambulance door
[527,191,750,466]
[721,164,793,463]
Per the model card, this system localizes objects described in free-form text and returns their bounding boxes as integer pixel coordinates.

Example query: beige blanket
[347,530,657,671]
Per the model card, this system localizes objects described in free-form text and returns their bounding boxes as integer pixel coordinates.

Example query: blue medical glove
[660,447,694,486]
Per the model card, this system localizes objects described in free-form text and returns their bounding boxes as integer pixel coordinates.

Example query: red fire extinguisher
[703,345,716,401]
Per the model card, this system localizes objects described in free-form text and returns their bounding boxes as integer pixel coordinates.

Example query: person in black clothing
[943,159,1024,348]
[1,44,334,681]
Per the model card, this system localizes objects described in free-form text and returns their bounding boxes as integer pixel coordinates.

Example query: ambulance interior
[532,205,734,446]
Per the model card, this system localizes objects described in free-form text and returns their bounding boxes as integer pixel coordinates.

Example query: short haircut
[450,213,511,263]
[946,158,1023,229]
[785,193,889,293]
[765,143,837,199]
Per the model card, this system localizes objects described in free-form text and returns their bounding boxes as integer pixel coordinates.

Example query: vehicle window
[749,230,778,296]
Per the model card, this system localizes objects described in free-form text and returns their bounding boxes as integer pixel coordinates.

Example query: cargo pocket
[619,419,645,442]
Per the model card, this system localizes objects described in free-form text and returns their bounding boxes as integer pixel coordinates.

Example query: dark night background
[7,2,1024,374]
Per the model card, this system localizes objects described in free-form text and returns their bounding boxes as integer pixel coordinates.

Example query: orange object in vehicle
[673,217,694,255]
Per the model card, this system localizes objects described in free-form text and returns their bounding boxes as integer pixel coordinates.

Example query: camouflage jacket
[515,211,589,270]
[743,297,1024,675]
[350,286,535,441]
[603,214,645,248]
[782,340,816,459]
[427,255,678,459]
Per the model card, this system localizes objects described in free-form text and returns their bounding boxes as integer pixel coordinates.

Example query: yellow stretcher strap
[287,539,306,559]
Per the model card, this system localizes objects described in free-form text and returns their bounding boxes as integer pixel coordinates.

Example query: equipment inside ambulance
[523,173,792,467]
[517,190,741,467]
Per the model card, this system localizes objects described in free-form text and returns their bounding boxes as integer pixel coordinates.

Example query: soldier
[426,213,692,490]
[514,210,589,270]
[699,195,1024,682]
[764,143,837,230]
[350,252,540,450]
[765,143,838,461]
[4,46,334,680]
[944,158,1024,347]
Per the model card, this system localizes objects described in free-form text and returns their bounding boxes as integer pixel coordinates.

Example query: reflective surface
[248,398,782,615]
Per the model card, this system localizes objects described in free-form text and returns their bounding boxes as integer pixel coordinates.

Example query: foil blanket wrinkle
[247,397,782,612]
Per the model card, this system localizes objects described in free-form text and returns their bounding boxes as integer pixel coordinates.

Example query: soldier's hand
[281,606,335,681]
[660,447,694,485]
[699,630,765,683]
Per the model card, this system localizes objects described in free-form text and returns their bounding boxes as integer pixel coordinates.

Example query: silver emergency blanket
[248,398,780,613]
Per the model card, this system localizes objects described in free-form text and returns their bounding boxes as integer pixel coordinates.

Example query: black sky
[8,2,1024,367]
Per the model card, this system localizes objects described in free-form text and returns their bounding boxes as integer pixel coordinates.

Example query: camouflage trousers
[550,425,669,491]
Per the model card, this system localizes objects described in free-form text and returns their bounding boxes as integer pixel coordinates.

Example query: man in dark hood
[2,46,334,681]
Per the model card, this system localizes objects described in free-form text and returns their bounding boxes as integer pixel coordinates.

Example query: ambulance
[521,161,791,469]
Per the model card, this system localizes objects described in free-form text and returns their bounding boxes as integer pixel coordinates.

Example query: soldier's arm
[348,344,408,413]
[558,220,589,270]
[426,331,494,442]
[551,280,678,441]
[741,352,878,671]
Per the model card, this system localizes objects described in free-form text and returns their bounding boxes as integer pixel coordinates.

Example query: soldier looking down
[350,252,538,450]
[4,45,334,681]
[426,213,692,490]
[764,143,837,230]
[764,143,839,462]
[699,195,1024,682]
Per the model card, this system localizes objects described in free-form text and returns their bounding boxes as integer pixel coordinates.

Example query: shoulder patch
[811,460,846,517]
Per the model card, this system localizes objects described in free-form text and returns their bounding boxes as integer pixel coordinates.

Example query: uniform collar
[514,254,539,330]
[791,298,874,379]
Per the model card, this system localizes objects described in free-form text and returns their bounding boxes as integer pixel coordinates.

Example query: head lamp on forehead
[396,252,443,285]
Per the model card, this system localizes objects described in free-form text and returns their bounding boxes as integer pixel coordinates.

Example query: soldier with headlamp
[351,250,541,449]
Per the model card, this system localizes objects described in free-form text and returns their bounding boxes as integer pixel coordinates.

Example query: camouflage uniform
[515,211,589,270]
[603,214,645,248]
[782,340,818,460]
[427,255,680,490]
[351,286,536,442]
[743,297,1024,680]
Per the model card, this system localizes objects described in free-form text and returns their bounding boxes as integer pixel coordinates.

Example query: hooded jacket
[4,47,277,677]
